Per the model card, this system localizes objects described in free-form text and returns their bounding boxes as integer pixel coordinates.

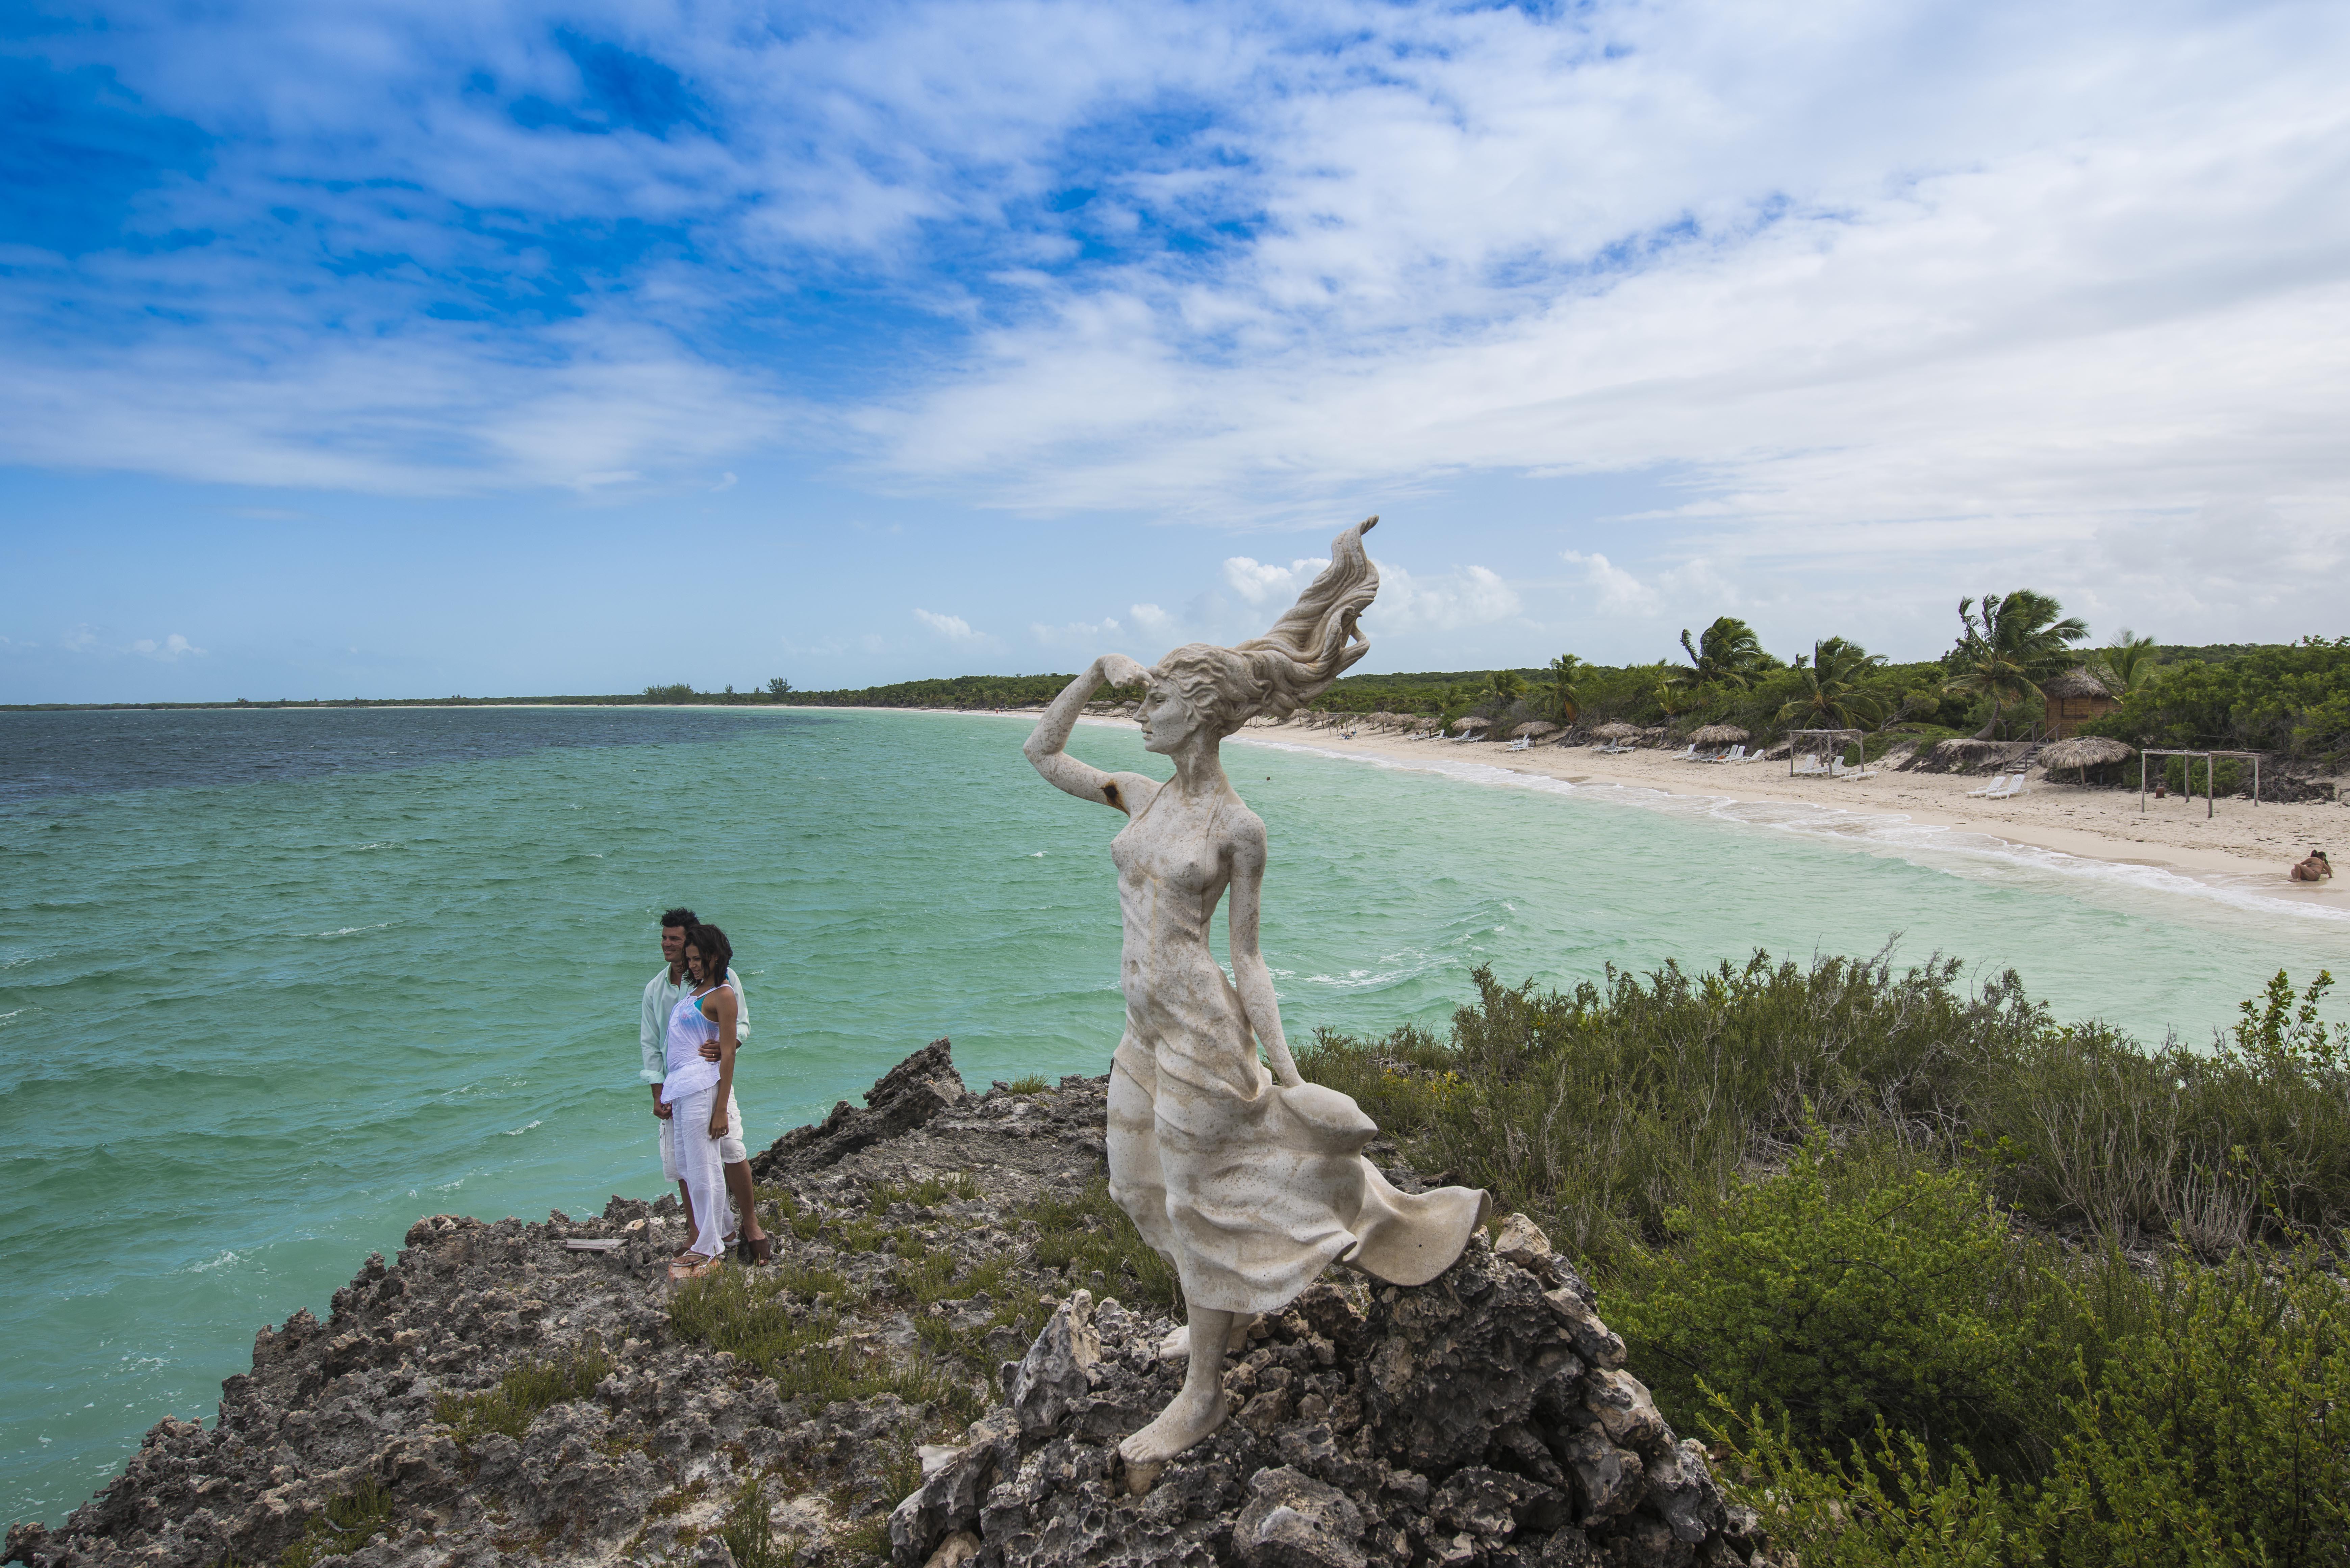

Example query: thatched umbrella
[1592,721,1640,742]
[2039,734,2134,785]
[1450,715,1492,733]
[1512,720,1559,739]
[1688,723,1749,746]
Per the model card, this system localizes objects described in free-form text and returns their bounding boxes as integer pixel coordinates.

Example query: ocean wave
[308,923,392,939]
[501,1120,542,1137]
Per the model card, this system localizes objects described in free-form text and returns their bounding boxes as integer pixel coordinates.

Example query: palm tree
[1942,591,2090,739]
[2094,628,2159,692]
[1776,638,1887,731]
[1670,617,1772,690]
[1479,669,1525,714]
[1545,654,1584,724]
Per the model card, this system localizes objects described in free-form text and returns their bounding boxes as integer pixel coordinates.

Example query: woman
[1024,517,1488,1468]
[662,924,742,1281]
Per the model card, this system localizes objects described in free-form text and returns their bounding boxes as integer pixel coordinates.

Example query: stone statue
[1023,516,1491,1470]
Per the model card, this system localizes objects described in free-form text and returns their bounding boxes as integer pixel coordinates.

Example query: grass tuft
[432,1337,612,1448]
[1026,1178,1180,1307]
[277,1475,393,1568]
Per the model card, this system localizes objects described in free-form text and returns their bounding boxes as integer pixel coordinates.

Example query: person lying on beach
[640,907,770,1263]
[2290,850,2332,882]
[660,925,742,1281]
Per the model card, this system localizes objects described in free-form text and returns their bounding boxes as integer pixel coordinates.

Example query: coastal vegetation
[1299,954,2350,1566]
[17,609,2346,772]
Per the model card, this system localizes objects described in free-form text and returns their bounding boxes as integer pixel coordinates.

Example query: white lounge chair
[1964,773,2015,797]
[1985,774,2029,799]
[1505,736,1531,752]
[1716,745,1746,763]
[1792,753,1826,776]
[1669,743,1697,761]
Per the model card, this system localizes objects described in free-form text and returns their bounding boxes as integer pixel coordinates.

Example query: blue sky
[4,0,2347,702]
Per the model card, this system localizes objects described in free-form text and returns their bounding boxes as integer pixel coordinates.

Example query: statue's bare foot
[1156,1315,1256,1361]
[1119,1382,1228,1466]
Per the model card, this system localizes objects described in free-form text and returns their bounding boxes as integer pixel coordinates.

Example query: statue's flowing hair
[1157,517,1380,739]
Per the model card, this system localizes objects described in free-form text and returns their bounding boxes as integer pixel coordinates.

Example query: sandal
[738,1232,773,1266]
[668,1251,724,1282]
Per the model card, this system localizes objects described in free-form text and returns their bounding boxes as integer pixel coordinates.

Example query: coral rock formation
[888,1233,1761,1568]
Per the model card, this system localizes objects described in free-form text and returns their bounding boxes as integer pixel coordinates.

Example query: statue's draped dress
[1105,784,1489,1315]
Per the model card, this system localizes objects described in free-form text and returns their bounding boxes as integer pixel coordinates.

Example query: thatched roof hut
[1688,723,1749,745]
[1592,721,1640,740]
[1512,720,1559,739]
[2040,734,2134,783]
[1451,715,1492,733]
[2041,665,2118,738]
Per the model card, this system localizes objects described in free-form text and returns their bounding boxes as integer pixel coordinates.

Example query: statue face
[1136,678,1199,755]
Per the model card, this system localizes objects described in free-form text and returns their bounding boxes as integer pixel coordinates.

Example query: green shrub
[1301,958,2350,1263]
[1718,1249,2350,1567]
[1302,952,2041,1265]
[1603,1128,2055,1475]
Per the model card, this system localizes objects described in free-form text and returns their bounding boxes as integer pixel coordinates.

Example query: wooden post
[2206,753,2214,819]
[2141,751,2147,813]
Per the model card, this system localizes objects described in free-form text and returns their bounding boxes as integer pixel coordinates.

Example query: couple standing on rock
[638,906,772,1281]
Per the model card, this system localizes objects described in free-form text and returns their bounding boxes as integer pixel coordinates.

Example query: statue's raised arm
[1025,653,1155,814]
[1017,515,1491,1475]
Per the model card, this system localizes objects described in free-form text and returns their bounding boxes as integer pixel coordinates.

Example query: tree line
[1305,596,2349,762]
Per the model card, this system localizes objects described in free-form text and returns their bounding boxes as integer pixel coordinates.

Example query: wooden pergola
[2139,748,2264,817]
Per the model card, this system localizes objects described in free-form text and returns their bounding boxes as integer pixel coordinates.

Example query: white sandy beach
[839,704,2350,914]
[1221,720,2348,912]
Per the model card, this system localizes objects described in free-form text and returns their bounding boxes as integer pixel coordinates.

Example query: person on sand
[1024,517,1487,1470]
[660,925,744,1281]
[640,908,770,1264]
[2290,850,2332,882]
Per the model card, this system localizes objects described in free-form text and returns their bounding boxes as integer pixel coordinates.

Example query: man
[641,907,770,1263]
[2289,850,2332,882]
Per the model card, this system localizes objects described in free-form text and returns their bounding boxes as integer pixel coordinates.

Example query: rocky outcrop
[754,1036,971,1175]
[886,1226,1763,1568]
[7,1041,1771,1568]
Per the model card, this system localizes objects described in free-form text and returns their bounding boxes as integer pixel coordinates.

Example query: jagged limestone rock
[892,1221,1764,1568]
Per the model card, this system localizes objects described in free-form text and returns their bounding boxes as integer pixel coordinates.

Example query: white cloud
[1029,616,1122,647]
[1221,556,1327,606]
[128,633,206,661]
[1374,563,1523,633]
[6,0,2349,647]
[1128,603,1173,633]
[1561,551,1660,617]
[913,608,985,642]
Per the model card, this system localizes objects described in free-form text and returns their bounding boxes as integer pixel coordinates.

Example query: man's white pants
[661,1086,729,1260]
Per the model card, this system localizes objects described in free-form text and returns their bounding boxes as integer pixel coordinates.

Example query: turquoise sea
[2,706,2342,1527]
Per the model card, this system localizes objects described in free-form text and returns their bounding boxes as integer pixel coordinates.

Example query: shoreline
[843,705,2349,918]
[1215,721,2347,921]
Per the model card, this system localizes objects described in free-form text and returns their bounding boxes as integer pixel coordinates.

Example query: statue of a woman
[1024,517,1490,1468]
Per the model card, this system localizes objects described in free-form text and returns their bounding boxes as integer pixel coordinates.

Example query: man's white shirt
[640,967,750,1086]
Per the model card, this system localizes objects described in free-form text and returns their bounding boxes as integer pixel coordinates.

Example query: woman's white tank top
[663,992,723,1102]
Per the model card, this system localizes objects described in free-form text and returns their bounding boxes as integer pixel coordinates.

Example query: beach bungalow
[2041,665,2119,738]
